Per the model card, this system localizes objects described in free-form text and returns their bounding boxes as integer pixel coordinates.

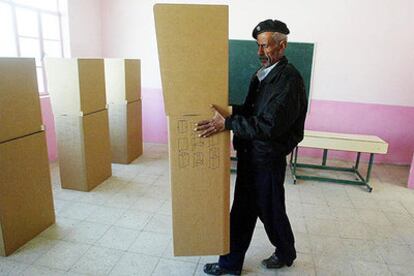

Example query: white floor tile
[341,239,384,263]
[6,237,57,265]
[302,203,335,220]
[96,226,140,251]
[0,259,29,275]
[314,255,355,276]
[33,240,90,271]
[58,202,99,220]
[129,174,159,186]
[63,221,110,244]
[143,213,172,234]
[109,252,159,276]
[152,258,197,276]
[387,264,414,276]
[114,209,153,230]
[162,242,201,263]
[378,242,414,266]
[69,245,123,275]
[20,265,67,276]
[85,205,126,225]
[356,209,392,226]
[338,220,371,239]
[351,261,391,276]
[384,211,414,228]
[39,217,82,240]
[128,231,171,256]
[305,218,341,237]
[157,200,173,216]
[129,197,165,213]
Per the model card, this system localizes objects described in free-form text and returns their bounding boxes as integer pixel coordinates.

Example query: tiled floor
[1,143,414,275]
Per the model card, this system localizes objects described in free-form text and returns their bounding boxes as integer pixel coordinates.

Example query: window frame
[0,0,65,96]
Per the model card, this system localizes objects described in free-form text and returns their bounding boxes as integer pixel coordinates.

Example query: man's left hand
[195,105,226,138]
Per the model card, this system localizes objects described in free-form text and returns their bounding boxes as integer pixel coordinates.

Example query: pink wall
[141,90,414,165]
[408,154,414,189]
[40,88,414,165]
[142,88,168,144]
[303,100,414,164]
[40,96,57,161]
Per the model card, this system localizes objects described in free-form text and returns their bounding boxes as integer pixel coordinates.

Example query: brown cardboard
[45,58,107,116]
[0,131,55,256]
[127,100,143,161]
[0,58,43,143]
[168,115,230,256]
[0,227,4,256]
[105,59,141,104]
[154,4,229,116]
[55,110,112,191]
[108,100,143,164]
[154,4,230,256]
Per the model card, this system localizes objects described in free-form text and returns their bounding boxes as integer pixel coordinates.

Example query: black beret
[252,19,290,39]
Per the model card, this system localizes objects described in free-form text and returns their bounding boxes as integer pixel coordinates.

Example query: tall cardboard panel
[0,58,43,143]
[108,100,143,164]
[168,115,230,256]
[0,131,55,256]
[154,4,230,256]
[55,115,87,190]
[154,4,229,116]
[45,58,107,116]
[127,100,143,162]
[55,110,112,191]
[83,110,112,188]
[125,60,141,102]
[105,59,141,104]
[108,103,127,163]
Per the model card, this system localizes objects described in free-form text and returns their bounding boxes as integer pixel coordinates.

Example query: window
[0,0,65,94]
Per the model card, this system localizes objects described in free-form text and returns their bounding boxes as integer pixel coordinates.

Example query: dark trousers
[219,153,296,271]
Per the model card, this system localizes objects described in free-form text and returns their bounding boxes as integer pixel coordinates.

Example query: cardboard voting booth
[0,131,55,256]
[0,58,55,256]
[154,3,230,256]
[105,59,143,164]
[45,58,112,191]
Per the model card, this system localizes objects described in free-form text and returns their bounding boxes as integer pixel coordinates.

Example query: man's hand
[195,105,226,138]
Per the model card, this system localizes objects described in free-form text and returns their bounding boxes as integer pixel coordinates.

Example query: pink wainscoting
[303,100,414,164]
[39,96,58,162]
[40,88,414,165]
[408,154,414,189]
[141,88,168,144]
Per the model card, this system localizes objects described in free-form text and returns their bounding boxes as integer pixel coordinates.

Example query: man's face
[256,32,283,67]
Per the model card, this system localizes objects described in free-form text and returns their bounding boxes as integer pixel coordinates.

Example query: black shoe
[203,263,241,275]
[261,253,292,269]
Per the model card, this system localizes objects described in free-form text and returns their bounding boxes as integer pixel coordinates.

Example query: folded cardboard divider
[154,3,230,256]
[168,115,230,255]
[55,110,112,191]
[45,58,112,191]
[0,131,55,256]
[0,58,43,143]
[0,57,55,257]
[108,100,143,164]
[105,59,143,164]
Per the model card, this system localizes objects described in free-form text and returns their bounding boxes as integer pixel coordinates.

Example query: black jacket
[225,56,308,163]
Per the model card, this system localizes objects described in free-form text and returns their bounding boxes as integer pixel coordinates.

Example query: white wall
[98,0,414,107]
[67,0,103,57]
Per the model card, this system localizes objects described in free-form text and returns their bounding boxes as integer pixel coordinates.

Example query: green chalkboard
[229,39,314,105]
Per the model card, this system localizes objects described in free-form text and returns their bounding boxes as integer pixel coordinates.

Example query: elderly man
[196,19,308,275]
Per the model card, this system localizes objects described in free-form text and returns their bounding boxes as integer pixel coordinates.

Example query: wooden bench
[290,130,389,192]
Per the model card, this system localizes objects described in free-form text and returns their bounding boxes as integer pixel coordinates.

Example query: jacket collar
[261,56,288,84]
